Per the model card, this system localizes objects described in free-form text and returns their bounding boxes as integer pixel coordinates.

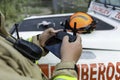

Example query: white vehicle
[11,0,120,79]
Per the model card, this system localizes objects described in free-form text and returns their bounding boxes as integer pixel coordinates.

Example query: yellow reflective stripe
[27,37,33,42]
[35,60,39,64]
[53,75,77,80]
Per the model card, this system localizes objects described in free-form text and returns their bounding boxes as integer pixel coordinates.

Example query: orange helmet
[69,12,96,33]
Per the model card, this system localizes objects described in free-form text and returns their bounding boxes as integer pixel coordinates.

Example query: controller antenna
[64,20,69,32]
[73,22,77,36]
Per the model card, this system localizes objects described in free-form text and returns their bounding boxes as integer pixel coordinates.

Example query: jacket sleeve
[52,61,78,80]
[0,56,43,80]
[0,50,43,80]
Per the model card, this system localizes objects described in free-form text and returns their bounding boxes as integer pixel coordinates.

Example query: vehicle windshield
[96,0,120,7]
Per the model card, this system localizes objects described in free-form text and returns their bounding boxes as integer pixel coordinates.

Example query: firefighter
[0,11,82,80]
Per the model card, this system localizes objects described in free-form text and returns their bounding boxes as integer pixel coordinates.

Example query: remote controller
[45,31,76,58]
[55,31,76,42]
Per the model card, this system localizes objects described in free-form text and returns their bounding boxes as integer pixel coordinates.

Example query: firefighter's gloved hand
[60,34,82,63]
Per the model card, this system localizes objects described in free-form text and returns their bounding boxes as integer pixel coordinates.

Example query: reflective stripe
[53,75,77,80]
[35,60,38,64]
[27,37,32,42]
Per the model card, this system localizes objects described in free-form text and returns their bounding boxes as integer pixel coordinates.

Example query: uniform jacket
[0,11,77,80]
